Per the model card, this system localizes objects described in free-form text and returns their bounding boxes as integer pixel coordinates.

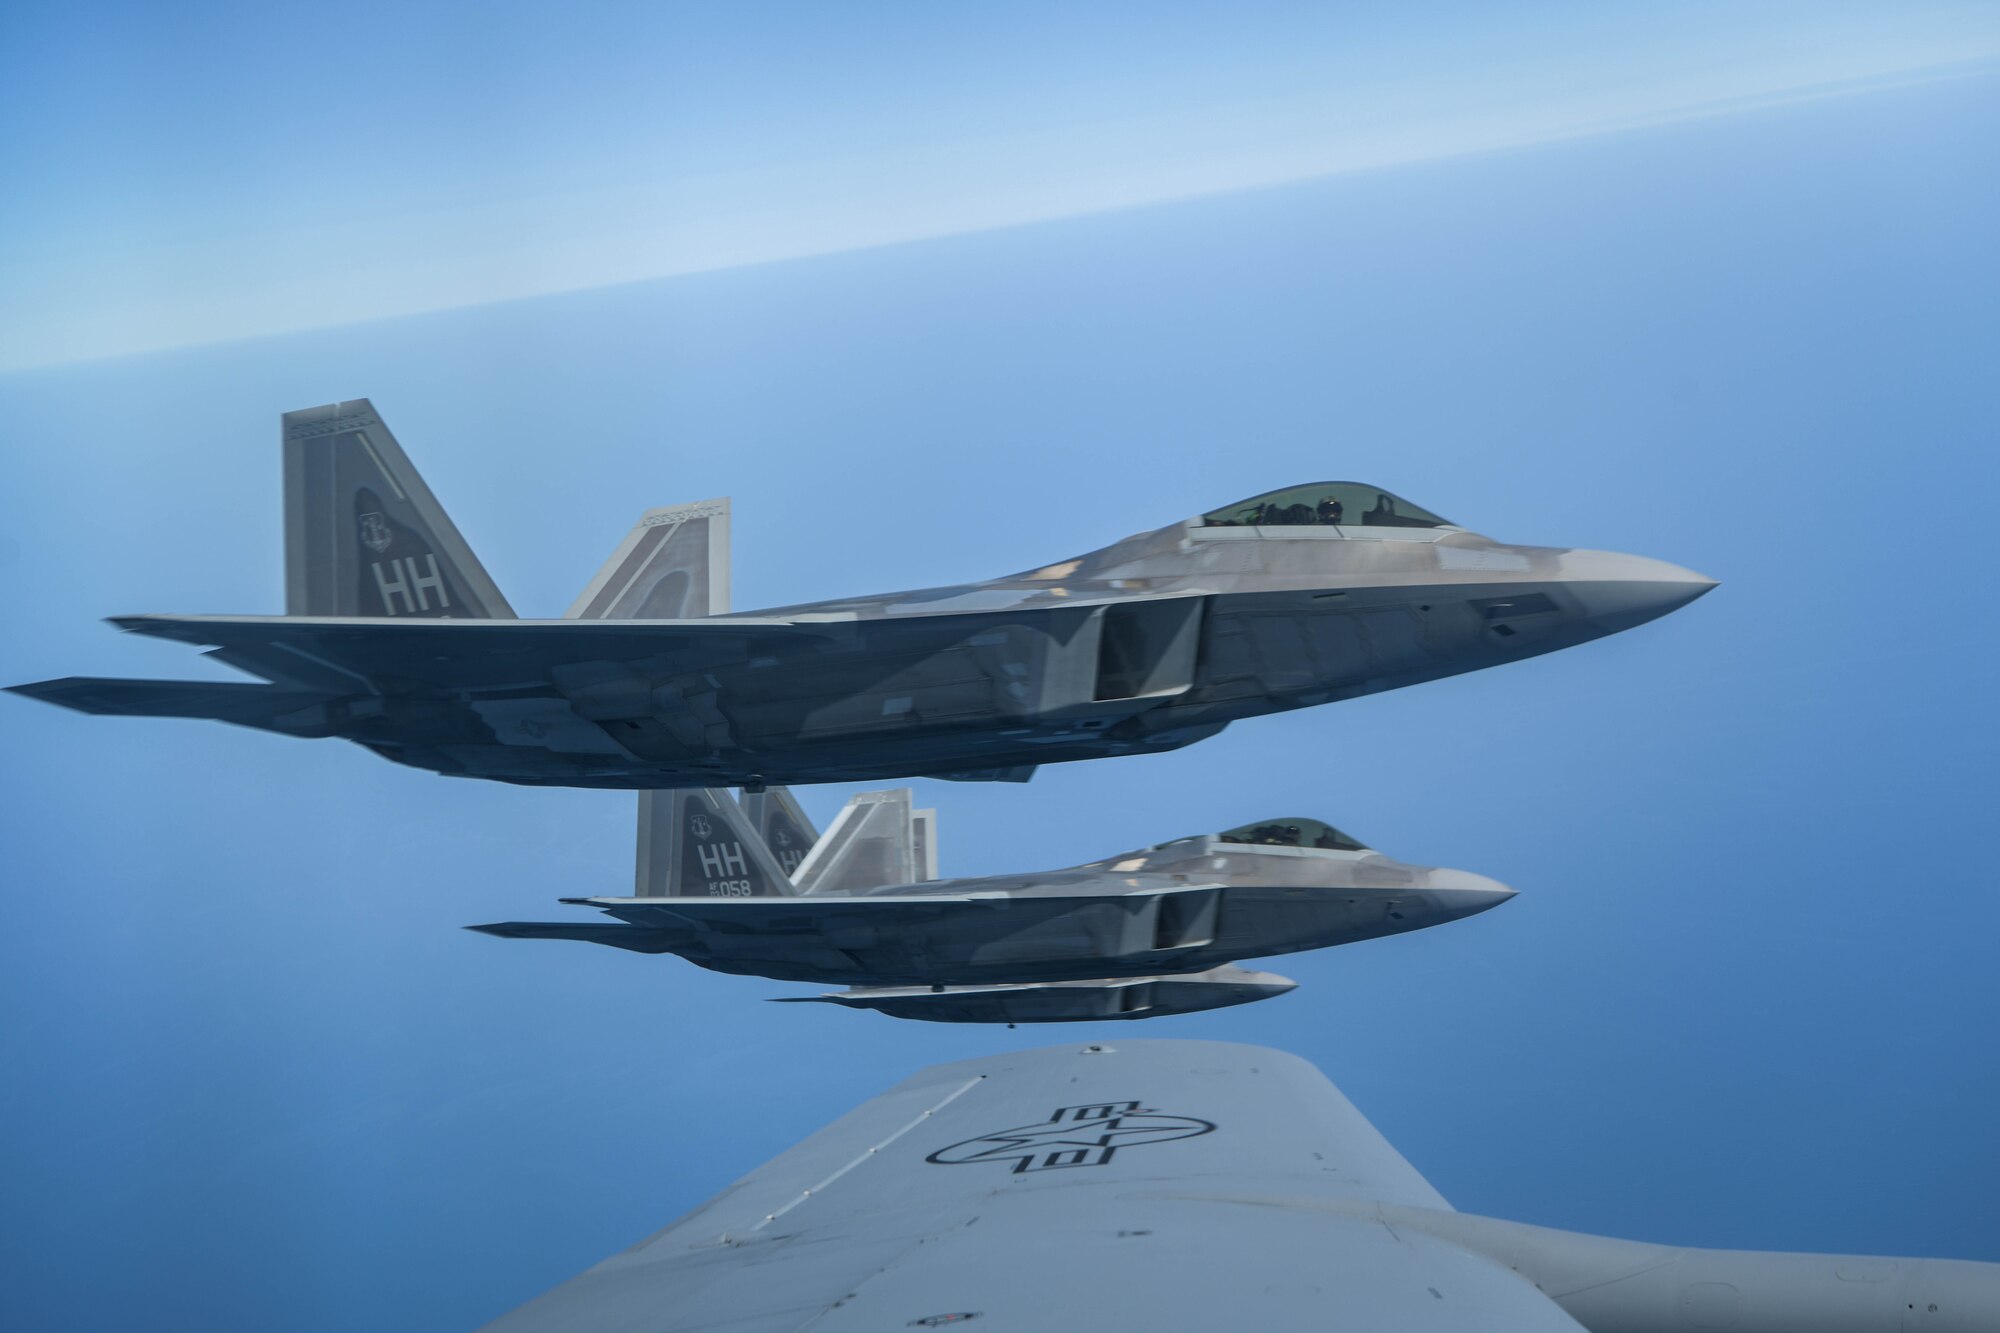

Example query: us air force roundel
[926,1102,1215,1174]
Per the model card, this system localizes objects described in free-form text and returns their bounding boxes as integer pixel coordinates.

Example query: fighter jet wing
[477,1040,1592,1332]
[562,891,1003,929]
[106,613,821,692]
[5,677,327,722]
[467,895,1000,954]
[464,922,688,953]
[568,882,1226,929]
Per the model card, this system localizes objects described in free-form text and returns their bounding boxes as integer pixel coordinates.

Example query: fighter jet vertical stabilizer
[792,789,923,895]
[742,787,820,879]
[282,398,513,619]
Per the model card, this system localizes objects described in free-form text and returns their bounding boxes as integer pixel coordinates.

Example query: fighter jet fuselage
[474,820,1515,989]
[11,404,1715,790]
[42,505,1713,790]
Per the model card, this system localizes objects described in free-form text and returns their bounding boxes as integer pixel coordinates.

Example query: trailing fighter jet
[471,787,1515,994]
[10,399,1714,789]
[478,1039,2000,1331]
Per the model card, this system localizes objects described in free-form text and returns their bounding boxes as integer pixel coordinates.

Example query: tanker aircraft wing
[480,1039,1998,1332]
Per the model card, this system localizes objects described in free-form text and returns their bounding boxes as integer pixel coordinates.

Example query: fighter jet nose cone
[1422,868,1519,916]
[1560,550,1718,632]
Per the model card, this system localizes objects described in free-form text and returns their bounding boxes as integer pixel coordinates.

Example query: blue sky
[4,1,1997,368]
[2,4,1998,1330]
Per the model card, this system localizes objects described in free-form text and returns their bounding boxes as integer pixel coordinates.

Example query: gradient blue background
[2,5,1996,1330]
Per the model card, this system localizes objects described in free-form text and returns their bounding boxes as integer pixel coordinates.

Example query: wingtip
[106,614,200,642]
[6,677,99,709]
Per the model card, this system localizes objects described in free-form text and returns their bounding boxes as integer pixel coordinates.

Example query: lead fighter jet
[12,400,1714,788]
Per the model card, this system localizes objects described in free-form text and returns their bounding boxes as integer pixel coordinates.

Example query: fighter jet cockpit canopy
[1135,818,1371,858]
[1202,483,1453,530]
[1217,818,1369,851]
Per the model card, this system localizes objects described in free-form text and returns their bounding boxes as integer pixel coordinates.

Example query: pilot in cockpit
[1202,483,1452,531]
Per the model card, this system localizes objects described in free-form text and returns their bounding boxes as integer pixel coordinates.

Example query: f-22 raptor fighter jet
[473,782,1513,1021]
[12,400,1714,789]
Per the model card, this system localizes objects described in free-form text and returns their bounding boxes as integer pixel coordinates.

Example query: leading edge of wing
[561,893,1001,907]
[102,614,838,688]
[565,883,1226,907]
[554,893,1003,928]
[107,612,810,645]
[560,882,1231,921]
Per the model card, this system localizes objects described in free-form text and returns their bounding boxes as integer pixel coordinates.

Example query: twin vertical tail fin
[282,399,513,618]
[791,789,939,895]
[566,500,730,621]
[634,789,796,898]
[741,787,820,879]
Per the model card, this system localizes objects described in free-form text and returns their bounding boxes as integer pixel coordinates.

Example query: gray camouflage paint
[471,825,1515,988]
[9,401,1715,790]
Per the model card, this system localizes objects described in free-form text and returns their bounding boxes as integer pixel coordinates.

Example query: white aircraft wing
[478,1039,1588,1332]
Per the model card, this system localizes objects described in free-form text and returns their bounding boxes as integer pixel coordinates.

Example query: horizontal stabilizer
[7,676,328,725]
[465,922,682,954]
